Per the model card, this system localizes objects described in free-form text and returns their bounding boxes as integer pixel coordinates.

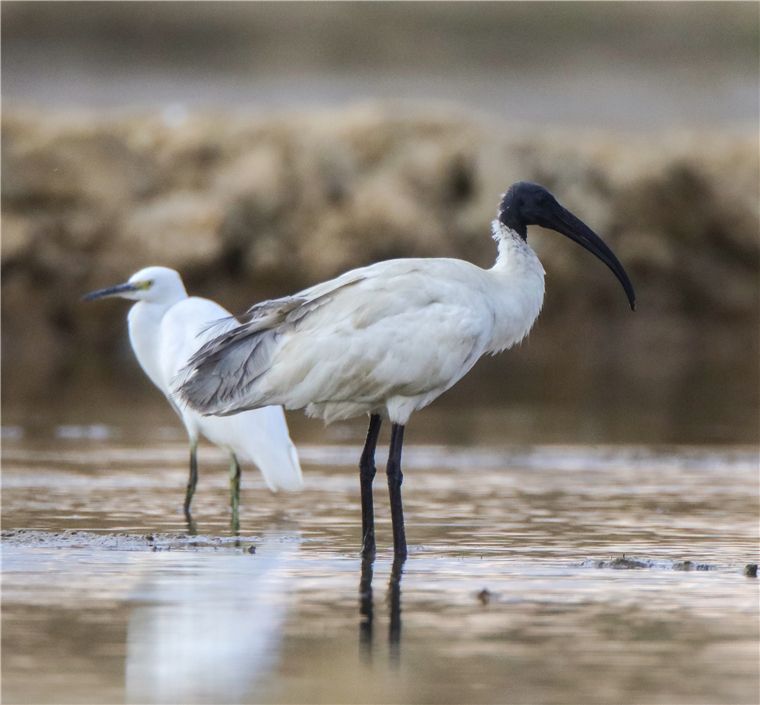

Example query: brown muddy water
[2,389,759,704]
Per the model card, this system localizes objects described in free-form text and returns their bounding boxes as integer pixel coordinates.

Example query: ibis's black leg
[184,441,199,519]
[388,555,404,664]
[360,414,382,558]
[358,554,374,661]
[229,453,242,532]
[386,423,407,559]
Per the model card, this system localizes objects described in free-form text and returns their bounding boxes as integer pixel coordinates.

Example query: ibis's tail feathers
[174,294,314,414]
[196,313,240,339]
[175,273,367,416]
[175,326,281,416]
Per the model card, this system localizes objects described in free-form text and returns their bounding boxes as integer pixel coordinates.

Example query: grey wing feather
[174,273,366,415]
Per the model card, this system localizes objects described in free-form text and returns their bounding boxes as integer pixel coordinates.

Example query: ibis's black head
[498,181,636,310]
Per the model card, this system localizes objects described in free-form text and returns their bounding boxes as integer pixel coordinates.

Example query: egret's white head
[83,266,188,305]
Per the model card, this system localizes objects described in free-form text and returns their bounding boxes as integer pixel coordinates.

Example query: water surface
[2,396,758,704]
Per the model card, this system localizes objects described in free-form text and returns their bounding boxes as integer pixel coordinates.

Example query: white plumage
[176,181,635,557]
[84,266,303,522]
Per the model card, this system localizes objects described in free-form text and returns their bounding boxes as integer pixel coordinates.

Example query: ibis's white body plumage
[180,223,545,425]
[177,179,635,558]
[124,269,303,493]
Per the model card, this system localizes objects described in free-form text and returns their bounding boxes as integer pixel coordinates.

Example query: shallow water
[2,395,759,704]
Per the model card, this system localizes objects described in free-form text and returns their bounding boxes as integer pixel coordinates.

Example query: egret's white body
[85,267,303,519]
[127,274,302,491]
[182,224,544,425]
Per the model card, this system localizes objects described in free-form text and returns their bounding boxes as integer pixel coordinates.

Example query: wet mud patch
[1,529,260,553]
[581,556,720,571]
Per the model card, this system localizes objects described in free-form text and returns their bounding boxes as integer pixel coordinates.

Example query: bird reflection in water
[359,556,405,665]
[125,533,297,704]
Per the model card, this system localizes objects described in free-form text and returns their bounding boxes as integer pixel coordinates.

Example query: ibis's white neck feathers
[491,218,514,242]
[491,220,528,266]
[487,219,546,354]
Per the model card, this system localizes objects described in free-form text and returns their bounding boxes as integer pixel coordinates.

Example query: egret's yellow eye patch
[137,280,153,290]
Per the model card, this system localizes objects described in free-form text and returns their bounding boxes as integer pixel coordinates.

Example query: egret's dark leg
[184,441,199,519]
[386,424,407,559]
[360,414,382,558]
[229,453,242,532]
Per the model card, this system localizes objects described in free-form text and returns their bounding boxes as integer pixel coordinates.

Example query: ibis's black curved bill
[82,282,138,301]
[499,182,636,310]
[543,205,636,311]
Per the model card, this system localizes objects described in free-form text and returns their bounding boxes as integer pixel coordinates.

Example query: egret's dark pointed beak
[82,282,139,302]
[539,204,636,311]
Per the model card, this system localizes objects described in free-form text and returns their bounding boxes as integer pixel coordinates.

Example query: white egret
[83,266,303,527]
[176,182,635,556]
